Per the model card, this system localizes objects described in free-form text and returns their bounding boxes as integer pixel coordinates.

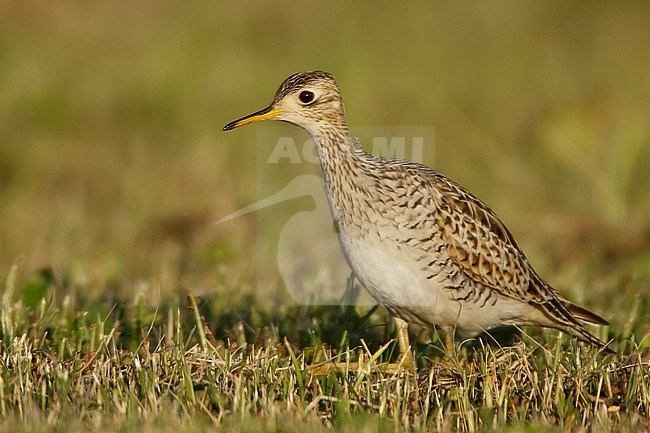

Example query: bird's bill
[223,106,284,131]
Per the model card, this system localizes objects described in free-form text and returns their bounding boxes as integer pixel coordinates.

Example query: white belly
[339,234,531,333]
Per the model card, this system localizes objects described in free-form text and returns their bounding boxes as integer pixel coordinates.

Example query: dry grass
[1,258,650,432]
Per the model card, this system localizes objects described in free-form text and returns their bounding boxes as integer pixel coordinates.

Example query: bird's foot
[307,346,415,376]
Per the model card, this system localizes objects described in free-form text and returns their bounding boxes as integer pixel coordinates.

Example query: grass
[1,259,649,433]
[1,1,650,432]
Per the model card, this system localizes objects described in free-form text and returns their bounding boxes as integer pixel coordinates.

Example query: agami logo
[218,126,435,306]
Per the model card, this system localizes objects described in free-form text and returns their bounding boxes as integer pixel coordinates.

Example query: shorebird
[223,71,611,366]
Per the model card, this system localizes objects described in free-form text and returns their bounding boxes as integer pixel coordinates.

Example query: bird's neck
[311,124,369,185]
[308,124,378,230]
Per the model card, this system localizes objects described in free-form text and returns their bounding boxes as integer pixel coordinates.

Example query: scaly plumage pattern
[224,71,611,352]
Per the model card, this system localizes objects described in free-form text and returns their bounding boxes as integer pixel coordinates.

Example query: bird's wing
[406,166,609,349]
[425,172,550,304]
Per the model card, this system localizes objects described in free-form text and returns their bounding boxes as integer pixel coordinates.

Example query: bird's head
[223,71,346,134]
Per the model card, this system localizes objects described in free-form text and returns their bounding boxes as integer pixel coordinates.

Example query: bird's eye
[298,90,315,104]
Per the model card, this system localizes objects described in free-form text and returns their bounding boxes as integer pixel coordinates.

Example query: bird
[223,71,612,366]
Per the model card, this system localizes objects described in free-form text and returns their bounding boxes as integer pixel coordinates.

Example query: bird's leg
[443,326,455,355]
[307,315,416,375]
[393,317,415,371]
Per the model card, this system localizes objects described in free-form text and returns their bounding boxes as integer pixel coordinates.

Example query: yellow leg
[443,326,455,354]
[394,317,415,371]
[307,317,416,375]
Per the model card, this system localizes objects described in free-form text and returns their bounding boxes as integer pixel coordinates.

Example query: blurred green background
[1,2,649,320]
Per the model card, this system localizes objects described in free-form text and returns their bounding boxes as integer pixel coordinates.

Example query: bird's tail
[564,301,609,326]
[560,300,614,354]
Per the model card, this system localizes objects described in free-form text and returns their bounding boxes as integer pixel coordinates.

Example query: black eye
[299,90,315,104]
